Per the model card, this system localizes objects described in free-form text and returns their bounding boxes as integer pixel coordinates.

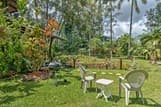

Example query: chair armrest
[119,76,124,81]
[86,70,95,75]
[93,72,96,74]
[86,71,96,79]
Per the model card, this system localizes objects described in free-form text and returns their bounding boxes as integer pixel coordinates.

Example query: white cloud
[104,17,147,38]
[118,0,159,22]
[132,17,147,35]
[103,0,159,38]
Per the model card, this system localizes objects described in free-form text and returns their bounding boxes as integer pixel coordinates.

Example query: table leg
[103,86,112,102]
[96,87,112,102]
[90,81,92,87]
[96,92,103,99]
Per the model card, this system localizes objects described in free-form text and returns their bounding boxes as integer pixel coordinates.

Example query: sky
[104,0,161,38]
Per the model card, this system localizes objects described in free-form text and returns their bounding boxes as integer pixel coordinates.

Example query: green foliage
[23,37,44,72]
[146,2,161,30]
[17,0,28,16]
[0,8,48,76]
[88,37,114,57]
[0,16,27,75]
[0,2,2,7]
[60,35,83,55]
[116,33,136,56]
[140,28,161,60]
[116,34,129,56]
[89,38,102,49]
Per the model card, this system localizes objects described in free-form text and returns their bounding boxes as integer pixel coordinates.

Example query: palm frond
[142,0,147,4]
[118,0,124,9]
[134,0,140,13]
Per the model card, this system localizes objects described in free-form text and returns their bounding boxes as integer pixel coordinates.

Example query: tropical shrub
[0,8,48,77]
[116,33,136,56]
[0,10,28,76]
[140,28,161,61]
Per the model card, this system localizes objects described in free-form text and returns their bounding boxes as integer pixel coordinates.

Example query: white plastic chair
[119,70,148,105]
[79,65,96,93]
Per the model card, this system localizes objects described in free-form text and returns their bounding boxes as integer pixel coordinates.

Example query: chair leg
[125,89,127,105]
[125,89,130,105]
[139,90,144,104]
[136,91,139,98]
[119,79,121,97]
[90,81,92,87]
[84,81,87,93]
[96,83,97,92]
[80,81,83,88]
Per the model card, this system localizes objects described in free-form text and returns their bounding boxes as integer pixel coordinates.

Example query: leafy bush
[0,9,48,77]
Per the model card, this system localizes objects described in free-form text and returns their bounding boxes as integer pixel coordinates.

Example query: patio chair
[79,65,96,93]
[119,70,148,105]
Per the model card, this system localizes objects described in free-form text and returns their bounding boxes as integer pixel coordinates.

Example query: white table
[96,79,113,102]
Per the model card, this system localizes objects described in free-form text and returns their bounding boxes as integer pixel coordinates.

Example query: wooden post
[120,58,122,70]
[73,58,76,68]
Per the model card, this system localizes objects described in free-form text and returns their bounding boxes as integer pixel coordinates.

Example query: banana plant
[140,28,161,62]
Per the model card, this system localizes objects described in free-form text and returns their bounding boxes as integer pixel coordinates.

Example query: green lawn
[0,59,161,107]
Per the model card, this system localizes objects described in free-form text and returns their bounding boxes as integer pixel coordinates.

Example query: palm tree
[103,0,119,59]
[140,28,161,62]
[128,0,147,56]
[86,0,98,56]
[34,0,40,22]
[109,1,113,59]
[46,0,49,21]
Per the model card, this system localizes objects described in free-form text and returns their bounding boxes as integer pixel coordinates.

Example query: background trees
[103,0,120,59]
[50,0,105,56]
[145,2,161,31]
[2,0,161,77]
[140,28,161,61]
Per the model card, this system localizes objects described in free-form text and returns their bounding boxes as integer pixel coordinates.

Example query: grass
[0,59,161,107]
[78,55,105,63]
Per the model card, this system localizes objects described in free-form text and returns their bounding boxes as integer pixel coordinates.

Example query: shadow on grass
[54,79,71,87]
[18,82,42,96]
[63,74,80,80]
[51,68,80,81]
[0,95,25,104]
[110,95,121,103]
[129,97,161,107]
[0,81,42,105]
[115,96,161,107]
[99,93,161,107]
[87,87,97,93]
[56,72,80,81]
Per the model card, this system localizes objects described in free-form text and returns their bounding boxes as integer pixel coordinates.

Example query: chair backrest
[79,65,86,80]
[125,70,148,89]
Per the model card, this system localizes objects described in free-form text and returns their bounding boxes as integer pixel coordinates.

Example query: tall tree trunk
[110,2,113,59]
[89,12,92,57]
[49,38,53,62]
[43,0,49,62]
[34,0,38,22]
[46,0,49,21]
[88,35,91,56]
[128,0,134,57]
